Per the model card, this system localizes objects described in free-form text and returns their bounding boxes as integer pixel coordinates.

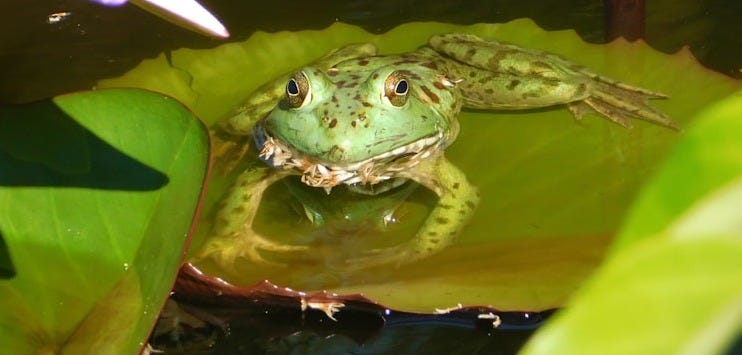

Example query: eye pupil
[287,79,299,96]
[395,80,408,95]
[285,72,311,108]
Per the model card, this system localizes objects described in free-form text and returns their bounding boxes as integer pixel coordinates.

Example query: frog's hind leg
[429,33,679,130]
[567,76,679,130]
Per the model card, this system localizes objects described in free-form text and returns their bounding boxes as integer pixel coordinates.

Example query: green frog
[198,33,677,270]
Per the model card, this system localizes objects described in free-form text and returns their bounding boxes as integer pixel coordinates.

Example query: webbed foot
[566,78,680,130]
[198,229,309,270]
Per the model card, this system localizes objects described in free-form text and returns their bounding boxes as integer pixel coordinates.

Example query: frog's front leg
[195,166,305,270]
[429,33,679,130]
[349,156,479,269]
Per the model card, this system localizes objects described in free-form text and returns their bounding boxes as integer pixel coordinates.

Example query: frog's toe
[198,233,309,269]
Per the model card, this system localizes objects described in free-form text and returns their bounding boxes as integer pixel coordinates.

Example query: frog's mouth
[253,125,443,191]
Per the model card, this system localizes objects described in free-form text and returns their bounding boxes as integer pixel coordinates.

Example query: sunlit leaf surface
[0,89,209,354]
[98,19,739,312]
[522,93,742,354]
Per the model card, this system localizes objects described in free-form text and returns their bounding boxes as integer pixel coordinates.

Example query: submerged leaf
[99,20,739,311]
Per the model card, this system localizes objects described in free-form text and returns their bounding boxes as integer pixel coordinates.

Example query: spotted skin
[198,33,677,270]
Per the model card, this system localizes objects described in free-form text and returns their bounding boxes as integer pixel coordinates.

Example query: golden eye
[383,71,409,107]
[286,71,310,108]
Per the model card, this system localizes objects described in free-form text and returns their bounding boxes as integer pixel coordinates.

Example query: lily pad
[98,19,739,312]
[522,93,742,354]
[0,89,209,354]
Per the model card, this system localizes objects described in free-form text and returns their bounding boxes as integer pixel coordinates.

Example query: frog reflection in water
[198,33,678,270]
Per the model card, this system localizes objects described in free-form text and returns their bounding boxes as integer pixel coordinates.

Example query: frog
[197,33,678,271]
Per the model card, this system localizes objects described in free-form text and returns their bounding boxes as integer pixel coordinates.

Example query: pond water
[2,0,739,354]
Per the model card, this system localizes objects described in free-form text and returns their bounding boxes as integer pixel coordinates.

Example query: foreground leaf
[522,93,742,354]
[99,20,739,311]
[0,89,209,354]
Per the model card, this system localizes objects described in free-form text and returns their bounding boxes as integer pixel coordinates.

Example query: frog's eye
[286,71,311,108]
[383,71,409,107]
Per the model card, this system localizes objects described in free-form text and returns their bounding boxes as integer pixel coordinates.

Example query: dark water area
[0,0,739,103]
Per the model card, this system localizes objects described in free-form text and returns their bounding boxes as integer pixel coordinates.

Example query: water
[0,1,739,103]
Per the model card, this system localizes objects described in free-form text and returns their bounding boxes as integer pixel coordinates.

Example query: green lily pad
[0,89,209,354]
[522,93,742,354]
[98,19,739,312]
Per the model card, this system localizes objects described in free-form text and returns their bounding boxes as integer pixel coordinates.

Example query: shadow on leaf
[0,100,168,190]
[0,229,14,279]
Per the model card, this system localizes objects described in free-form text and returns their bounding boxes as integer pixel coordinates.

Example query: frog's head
[256,58,462,189]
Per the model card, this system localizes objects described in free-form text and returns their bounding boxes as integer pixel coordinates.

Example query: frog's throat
[254,126,443,190]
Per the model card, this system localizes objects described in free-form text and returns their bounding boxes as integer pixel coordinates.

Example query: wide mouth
[253,124,443,189]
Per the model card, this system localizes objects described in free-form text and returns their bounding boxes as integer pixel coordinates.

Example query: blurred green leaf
[98,20,739,312]
[522,93,742,355]
[0,89,209,354]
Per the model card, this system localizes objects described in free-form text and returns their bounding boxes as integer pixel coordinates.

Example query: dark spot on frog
[428,238,439,244]
[433,81,446,90]
[361,101,372,107]
[420,85,440,104]
[420,61,438,70]
[469,71,477,78]
[507,80,521,90]
[357,113,367,121]
[358,59,369,66]
[575,83,587,97]
[465,48,477,60]
[465,200,476,209]
[522,91,541,99]
[327,69,339,77]
[353,93,361,100]
[329,118,338,128]
[484,88,494,94]
[532,61,553,70]
[351,120,357,128]
[231,206,246,214]
[331,95,338,103]
[335,80,346,88]
[427,231,438,236]
[403,70,421,80]
[459,209,467,215]
[452,182,460,190]
[392,59,418,66]
[439,204,453,210]
[372,73,379,80]
[436,217,449,224]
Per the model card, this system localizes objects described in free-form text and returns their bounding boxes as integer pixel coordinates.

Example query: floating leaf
[98,20,739,312]
[0,89,209,353]
[522,93,742,354]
